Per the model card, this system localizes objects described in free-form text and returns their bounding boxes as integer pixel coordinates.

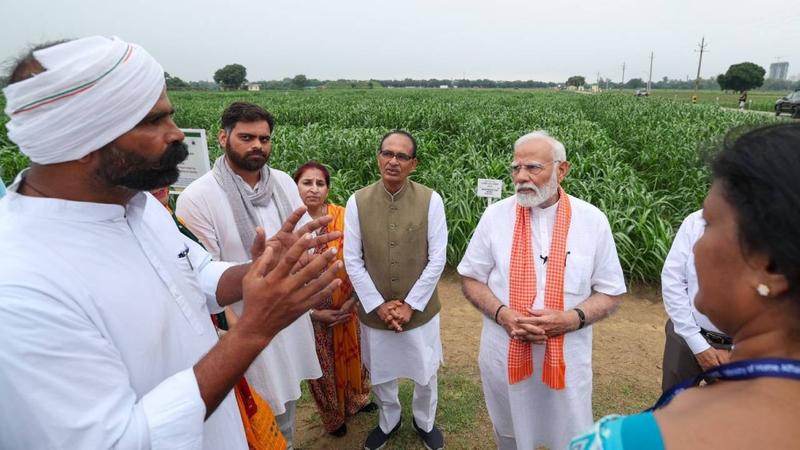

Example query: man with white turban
[457,131,626,450]
[0,36,342,449]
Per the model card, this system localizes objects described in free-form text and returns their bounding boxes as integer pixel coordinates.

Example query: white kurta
[176,168,321,415]
[661,209,722,354]
[457,194,626,450]
[0,184,246,450]
[343,190,447,385]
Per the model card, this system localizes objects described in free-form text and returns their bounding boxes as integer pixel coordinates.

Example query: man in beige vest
[344,130,447,450]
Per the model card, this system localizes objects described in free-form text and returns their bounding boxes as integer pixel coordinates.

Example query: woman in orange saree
[294,161,374,437]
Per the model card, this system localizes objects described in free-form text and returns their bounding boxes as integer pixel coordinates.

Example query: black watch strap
[574,307,586,329]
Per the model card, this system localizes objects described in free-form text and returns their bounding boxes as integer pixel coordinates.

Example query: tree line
[158,62,800,92]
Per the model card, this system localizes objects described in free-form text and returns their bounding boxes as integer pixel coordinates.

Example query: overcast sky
[2,0,798,83]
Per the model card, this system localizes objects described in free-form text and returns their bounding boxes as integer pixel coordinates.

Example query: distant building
[247,83,261,91]
[769,62,790,80]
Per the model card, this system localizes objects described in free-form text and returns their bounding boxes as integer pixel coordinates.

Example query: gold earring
[756,283,770,297]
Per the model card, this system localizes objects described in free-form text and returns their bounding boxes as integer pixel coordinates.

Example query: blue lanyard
[648,358,800,411]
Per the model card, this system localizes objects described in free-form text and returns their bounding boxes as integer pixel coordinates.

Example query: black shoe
[329,423,347,437]
[358,402,378,414]
[363,419,401,450]
[412,418,444,450]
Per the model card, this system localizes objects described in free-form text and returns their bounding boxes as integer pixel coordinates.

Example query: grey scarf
[212,156,294,258]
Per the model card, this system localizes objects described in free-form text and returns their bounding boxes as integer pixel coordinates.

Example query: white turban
[3,36,165,164]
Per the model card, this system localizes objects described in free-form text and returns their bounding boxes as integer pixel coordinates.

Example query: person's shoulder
[683,209,704,226]
[270,167,295,185]
[354,181,381,197]
[567,194,608,221]
[178,170,219,200]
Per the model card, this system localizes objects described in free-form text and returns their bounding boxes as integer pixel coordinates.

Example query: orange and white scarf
[508,187,571,389]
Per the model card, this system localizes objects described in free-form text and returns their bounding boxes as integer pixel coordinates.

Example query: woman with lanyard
[570,122,800,449]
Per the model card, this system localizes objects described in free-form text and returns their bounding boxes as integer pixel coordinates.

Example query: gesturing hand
[250,207,340,267]
[240,232,342,343]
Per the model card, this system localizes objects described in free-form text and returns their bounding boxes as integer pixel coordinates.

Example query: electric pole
[648,51,654,92]
[621,62,626,86]
[694,37,708,93]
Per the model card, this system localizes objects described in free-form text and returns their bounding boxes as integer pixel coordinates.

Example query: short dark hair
[221,102,275,134]
[293,160,330,187]
[711,123,800,299]
[5,39,71,85]
[378,129,417,158]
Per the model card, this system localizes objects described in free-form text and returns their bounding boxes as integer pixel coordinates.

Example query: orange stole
[234,379,286,450]
[327,204,367,412]
[507,187,571,389]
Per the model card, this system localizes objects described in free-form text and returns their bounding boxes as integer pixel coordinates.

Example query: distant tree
[722,62,766,93]
[165,72,190,90]
[291,74,308,89]
[625,78,645,89]
[716,74,728,91]
[189,80,220,91]
[566,75,586,87]
[213,64,247,90]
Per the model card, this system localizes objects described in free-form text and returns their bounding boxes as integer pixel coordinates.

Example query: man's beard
[96,141,189,191]
[225,140,269,172]
[515,170,559,208]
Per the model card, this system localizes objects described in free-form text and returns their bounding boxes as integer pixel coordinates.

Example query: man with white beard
[457,131,626,450]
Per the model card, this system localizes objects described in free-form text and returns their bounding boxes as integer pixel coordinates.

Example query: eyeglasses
[379,150,414,162]
[511,161,560,175]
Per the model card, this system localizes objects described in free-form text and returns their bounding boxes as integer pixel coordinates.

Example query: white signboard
[476,178,503,199]
[173,128,211,190]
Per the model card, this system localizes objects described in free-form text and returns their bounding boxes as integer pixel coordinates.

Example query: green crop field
[0,89,785,281]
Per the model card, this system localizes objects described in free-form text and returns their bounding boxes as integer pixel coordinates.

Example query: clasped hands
[497,306,581,344]
[376,300,413,332]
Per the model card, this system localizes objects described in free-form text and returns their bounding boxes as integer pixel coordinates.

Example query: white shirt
[457,194,626,450]
[661,209,722,354]
[175,167,321,414]
[343,187,447,385]
[0,183,246,450]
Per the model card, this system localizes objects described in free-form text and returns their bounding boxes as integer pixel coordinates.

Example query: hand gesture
[240,232,342,343]
[250,207,339,267]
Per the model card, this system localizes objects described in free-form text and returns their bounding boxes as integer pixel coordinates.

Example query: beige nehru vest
[355,180,441,331]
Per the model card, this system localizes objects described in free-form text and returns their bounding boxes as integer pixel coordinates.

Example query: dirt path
[295,269,667,449]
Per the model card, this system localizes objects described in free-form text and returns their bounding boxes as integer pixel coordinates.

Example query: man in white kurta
[344,130,447,450]
[661,209,732,391]
[0,36,338,450]
[176,102,320,448]
[0,186,247,449]
[458,132,626,450]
